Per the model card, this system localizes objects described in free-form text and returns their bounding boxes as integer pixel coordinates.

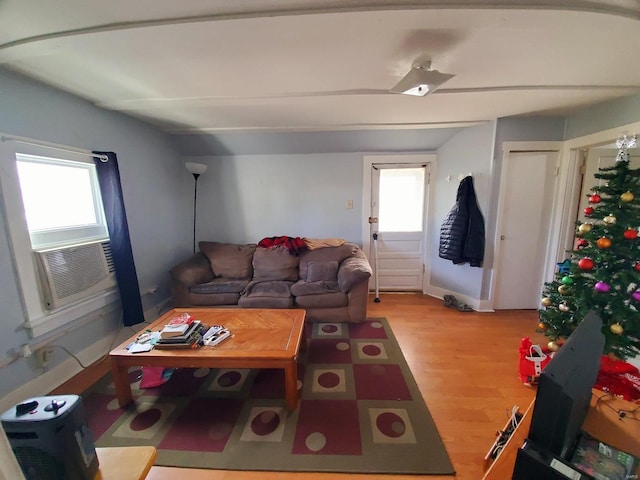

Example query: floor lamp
[185,162,208,253]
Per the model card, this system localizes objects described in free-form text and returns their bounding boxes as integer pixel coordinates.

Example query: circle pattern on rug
[321,324,339,334]
[113,402,176,440]
[357,342,388,360]
[336,341,350,351]
[209,421,233,441]
[362,344,382,356]
[106,398,121,411]
[318,371,341,389]
[376,412,405,438]
[208,369,250,392]
[193,368,211,378]
[130,408,162,431]
[317,323,343,337]
[312,368,346,393]
[305,432,327,452]
[240,407,287,442]
[368,408,417,444]
[217,370,243,388]
[251,410,281,436]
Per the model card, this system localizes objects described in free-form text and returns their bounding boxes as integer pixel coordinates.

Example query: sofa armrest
[169,252,215,287]
[337,251,372,293]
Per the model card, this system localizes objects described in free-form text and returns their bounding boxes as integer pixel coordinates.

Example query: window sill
[24,288,121,338]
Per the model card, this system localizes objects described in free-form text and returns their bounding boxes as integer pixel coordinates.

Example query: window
[16,153,109,249]
[378,167,425,232]
[0,139,117,338]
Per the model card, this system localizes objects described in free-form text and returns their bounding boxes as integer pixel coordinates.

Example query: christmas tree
[538,135,640,360]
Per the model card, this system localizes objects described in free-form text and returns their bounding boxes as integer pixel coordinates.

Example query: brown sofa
[169,240,372,323]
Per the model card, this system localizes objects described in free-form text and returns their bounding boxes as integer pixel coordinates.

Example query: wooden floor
[53,293,546,480]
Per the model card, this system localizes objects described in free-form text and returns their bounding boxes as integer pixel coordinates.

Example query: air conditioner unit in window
[35,241,116,310]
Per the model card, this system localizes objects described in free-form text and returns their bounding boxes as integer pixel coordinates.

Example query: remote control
[206,329,231,346]
[203,325,224,341]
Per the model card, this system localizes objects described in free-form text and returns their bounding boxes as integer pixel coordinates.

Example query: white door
[577,148,640,224]
[369,164,428,291]
[493,152,558,309]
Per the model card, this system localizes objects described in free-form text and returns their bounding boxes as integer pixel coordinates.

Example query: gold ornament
[610,323,624,335]
[548,341,559,352]
[620,191,634,203]
[603,214,617,225]
[537,322,547,331]
[578,223,592,234]
[558,284,570,295]
[541,297,553,307]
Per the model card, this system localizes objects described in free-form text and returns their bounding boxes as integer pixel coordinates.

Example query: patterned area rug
[82,318,455,474]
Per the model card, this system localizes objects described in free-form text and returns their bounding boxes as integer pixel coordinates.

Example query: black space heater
[1,394,99,480]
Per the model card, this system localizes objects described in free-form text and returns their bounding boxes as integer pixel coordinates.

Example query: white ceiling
[2,1,640,134]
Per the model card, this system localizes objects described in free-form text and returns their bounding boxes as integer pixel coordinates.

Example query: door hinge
[368,217,378,224]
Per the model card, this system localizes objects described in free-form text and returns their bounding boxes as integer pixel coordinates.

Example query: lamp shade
[185,162,208,175]
[389,67,455,97]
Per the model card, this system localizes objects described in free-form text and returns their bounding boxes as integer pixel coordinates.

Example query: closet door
[494,151,558,309]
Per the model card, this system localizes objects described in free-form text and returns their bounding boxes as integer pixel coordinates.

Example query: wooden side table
[94,446,156,480]
[483,390,640,479]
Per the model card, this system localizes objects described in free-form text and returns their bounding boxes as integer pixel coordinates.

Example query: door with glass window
[370,164,428,291]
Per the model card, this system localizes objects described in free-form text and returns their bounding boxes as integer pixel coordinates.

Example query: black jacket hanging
[439,175,485,267]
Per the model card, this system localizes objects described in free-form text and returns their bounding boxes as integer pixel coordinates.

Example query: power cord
[489,405,523,460]
[593,391,640,422]
[49,321,151,370]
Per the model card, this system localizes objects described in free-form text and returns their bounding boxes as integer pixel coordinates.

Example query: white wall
[0,68,189,406]
[430,122,496,300]
[193,153,364,244]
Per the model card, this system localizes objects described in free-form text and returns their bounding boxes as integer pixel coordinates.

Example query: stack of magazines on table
[154,313,231,349]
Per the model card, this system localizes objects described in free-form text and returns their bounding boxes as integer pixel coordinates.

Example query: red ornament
[578,258,594,270]
[584,207,594,216]
[624,228,638,240]
[635,262,640,272]
[576,239,589,249]
[589,194,602,203]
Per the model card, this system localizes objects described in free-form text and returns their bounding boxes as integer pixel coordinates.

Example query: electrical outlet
[36,347,54,367]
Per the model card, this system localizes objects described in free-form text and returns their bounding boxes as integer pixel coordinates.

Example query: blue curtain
[93,151,144,326]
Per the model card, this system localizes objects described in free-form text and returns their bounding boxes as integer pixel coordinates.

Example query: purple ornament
[594,281,610,293]
[633,291,640,302]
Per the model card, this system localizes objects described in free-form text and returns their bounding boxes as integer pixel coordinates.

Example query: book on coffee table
[161,313,194,338]
[155,322,205,349]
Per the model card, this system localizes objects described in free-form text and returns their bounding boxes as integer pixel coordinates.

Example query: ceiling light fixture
[389,60,455,97]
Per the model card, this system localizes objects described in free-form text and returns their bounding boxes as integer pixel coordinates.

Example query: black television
[513,311,605,479]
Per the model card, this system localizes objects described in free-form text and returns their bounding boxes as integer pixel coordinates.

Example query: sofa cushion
[298,243,358,280]
[306,260,339,283]
[290,280,340,296]
[199,242,256,279]
[239,279,294,309]
[242,280,293,298]
[189,278,249,295]
[294,292,348,308]
[238,295,294,309]
[337,251,373,292]
[252,247,299,281]
[189,292,240,306]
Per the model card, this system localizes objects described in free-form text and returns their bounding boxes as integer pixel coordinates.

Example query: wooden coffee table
[109,308,306,410]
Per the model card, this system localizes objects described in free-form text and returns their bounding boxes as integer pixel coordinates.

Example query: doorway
[362,154,435,293]
[576,147,640,225]
[493,148,560,309]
